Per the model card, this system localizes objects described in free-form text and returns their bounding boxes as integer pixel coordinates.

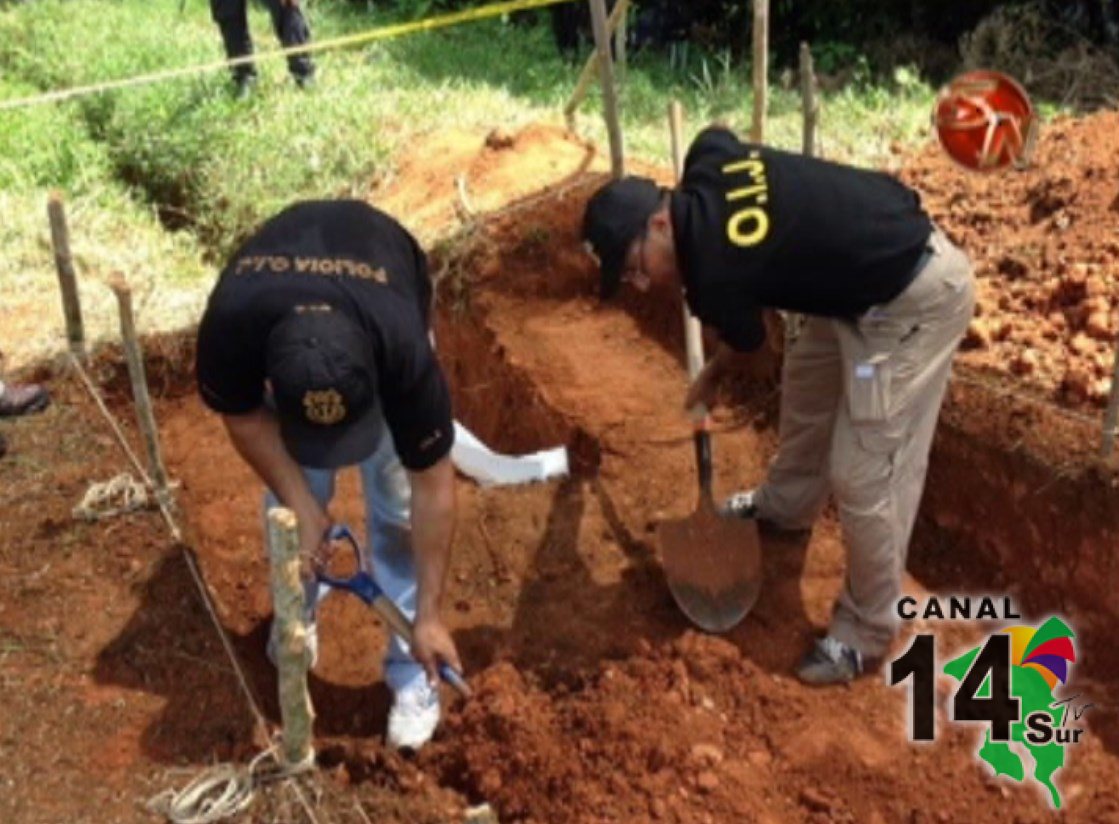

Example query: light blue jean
[264,428,425,694]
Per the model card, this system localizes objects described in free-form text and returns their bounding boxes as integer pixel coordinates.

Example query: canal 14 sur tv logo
[888,595,1091,809]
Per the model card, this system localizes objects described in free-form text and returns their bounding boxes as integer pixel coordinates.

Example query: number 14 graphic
[891,634,1021,741]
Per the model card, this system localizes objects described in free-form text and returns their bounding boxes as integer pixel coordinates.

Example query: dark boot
[267,0,315,84]
[211,0,258,91]
[0,382,50,416]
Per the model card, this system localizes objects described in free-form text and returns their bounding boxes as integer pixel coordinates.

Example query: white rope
[72,472,150,520]
[145,746,313,824]
[66,365,321,822]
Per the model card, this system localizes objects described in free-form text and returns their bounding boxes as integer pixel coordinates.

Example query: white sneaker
[720,489,759,519]
[386,680,441,750]
[266,618,318,669]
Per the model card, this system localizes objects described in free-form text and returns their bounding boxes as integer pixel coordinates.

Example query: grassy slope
[0,0,937,365]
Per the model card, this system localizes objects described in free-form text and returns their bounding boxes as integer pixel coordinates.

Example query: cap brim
[278,401,385,469]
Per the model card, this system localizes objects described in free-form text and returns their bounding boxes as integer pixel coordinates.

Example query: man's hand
[684,359,723,412]
[222,408,332,576]
[296,506,332,578]
[412,614,462,686]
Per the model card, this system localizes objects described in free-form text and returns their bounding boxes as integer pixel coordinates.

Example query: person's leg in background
[264,0,315,86]
[210,0,257,95]
[358,427,441,749]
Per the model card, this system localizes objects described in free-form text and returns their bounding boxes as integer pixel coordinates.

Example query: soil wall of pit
[449,181,1119,690]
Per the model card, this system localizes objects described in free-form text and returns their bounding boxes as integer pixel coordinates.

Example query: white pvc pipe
[451,420,569,487]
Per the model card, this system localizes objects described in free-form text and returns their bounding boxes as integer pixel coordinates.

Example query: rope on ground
[0,0,577,112]
[146,744,315,824]
[69,354,183,542]
[72,472,150,520]
[66,358,320,823]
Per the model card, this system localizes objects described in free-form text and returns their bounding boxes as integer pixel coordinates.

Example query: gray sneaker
[720,489,759,519]
[796,636,864,685]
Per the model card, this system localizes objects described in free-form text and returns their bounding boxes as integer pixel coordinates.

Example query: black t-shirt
[196,200,454,471]
[670,127,933,351]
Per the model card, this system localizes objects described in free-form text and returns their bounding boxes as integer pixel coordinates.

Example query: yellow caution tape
[0,0,576,111]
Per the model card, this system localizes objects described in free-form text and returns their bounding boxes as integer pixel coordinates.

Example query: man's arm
[684,339,744,412]
[406,454,462,682]
[222,408,330,565]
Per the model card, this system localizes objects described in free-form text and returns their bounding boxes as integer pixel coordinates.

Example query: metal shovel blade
[658,497,762,633]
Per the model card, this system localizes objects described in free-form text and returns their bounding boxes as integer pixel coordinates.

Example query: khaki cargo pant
[754,230,975,657]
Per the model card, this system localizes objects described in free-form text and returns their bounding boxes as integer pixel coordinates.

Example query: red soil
[1,122,1117,823]
[902,110,1119,407]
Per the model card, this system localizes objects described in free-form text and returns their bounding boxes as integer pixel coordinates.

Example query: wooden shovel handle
[669,100,715,495]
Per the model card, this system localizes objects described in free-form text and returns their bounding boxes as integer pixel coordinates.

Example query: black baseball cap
[582,176,664,298]
[265,305,383,469]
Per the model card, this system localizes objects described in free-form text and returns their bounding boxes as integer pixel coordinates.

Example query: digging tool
[316,525,472,698]
[657,101,762,633]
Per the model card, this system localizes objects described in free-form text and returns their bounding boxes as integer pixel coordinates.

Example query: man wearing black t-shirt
[583,127,975,685]
[197,200,458,748]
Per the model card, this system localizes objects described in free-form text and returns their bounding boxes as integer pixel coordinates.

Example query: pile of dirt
[902,109,1119,407]
[424,637,795,823]
[421,629,1118,824]
[370,123,601,246]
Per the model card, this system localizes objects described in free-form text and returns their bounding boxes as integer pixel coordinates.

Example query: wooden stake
[668,100,686,179]
[563,0,630,130]
[108,274,172,505]
[47,192,86,362]
[799,42,819,158]
[669,101,707,391]
[266,507,316,769]
[614,3,627,86]
[587,0,625,177]
[751,0,769,143]
[783,41,818,355]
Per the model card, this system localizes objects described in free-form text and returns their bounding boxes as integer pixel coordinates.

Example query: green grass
[0,77,113,191]
[0,0,942,365]
[0,1,940,251]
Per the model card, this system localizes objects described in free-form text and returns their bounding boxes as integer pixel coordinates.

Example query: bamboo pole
[587,0,625,177]
[108,273,172,506]
[784,42,818,352]
[799,42,819,158]
[751,0,769,143]
[669,101,707,398]
[668,100,686,179]
[266,507,316,770]
[563,0,630,129]
[47,192,86,362]
[614,3,627,85]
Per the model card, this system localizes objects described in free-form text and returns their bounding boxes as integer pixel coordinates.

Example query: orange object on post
[933,69,1037,172]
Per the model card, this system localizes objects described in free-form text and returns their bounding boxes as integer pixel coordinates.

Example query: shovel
[657,100,762,633]
[316,525,472,698]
